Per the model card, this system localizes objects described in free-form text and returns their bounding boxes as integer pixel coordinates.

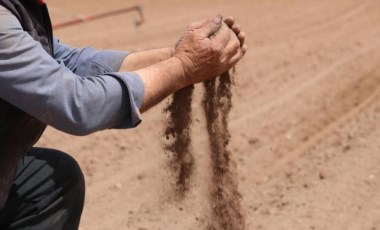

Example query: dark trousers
[0,148,85,230]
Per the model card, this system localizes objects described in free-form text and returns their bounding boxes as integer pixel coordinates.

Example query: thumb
[197,15,223,38]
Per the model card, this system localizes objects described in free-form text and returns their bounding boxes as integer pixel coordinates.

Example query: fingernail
[213,15,222,24]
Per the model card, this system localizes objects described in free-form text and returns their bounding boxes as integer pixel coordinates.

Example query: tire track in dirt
[250,0,353,37]
[250,0,365,43]
[237,3,378,115]
[247,87,380,229]
[233,43,380,128]
[234,44,380,185]
[279,2,369,41]
[244,4,375,79]
[251,75,380,184]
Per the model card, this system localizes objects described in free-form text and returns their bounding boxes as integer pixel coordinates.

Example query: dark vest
[0,0,53,209]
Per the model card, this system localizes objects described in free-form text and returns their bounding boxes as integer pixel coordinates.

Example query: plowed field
[39,0,380,229]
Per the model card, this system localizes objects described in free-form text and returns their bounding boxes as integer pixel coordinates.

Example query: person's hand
[174,15,247,84]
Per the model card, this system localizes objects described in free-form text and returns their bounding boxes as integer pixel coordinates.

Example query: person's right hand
[174,15,247,85]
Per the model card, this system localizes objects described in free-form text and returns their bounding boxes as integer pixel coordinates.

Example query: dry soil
[38,0,380,229]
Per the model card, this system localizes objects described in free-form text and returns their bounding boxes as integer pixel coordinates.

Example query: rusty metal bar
[53,4,144,30]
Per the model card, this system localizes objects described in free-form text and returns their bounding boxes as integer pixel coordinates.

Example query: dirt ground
[38,0,380,229]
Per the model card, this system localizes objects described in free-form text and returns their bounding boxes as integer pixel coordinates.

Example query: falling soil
[164,85,195,197]
[164,71,245,229]
[202,72,245,230]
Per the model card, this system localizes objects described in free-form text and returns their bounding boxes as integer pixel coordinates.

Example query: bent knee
[28,148,85,193]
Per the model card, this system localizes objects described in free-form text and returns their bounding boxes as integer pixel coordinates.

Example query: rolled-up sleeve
[53,37,128,76]
[0,5,144,135]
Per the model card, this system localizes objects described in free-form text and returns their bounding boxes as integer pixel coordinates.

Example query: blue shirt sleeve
[0,5,144,135]
[53,37,128,77]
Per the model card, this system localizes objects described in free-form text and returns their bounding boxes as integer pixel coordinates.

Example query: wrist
[170,56,192,89]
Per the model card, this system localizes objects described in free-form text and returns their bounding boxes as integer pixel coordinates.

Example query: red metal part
[53,5,144,30]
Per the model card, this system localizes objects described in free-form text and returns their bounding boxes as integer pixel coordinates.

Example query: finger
[197,15,223,38]
[211,23,231,47]
[232,23,241,35]
[238,32,246,47]
[187,19,208,30]
[242,44,248,55]
[226,41,246,67]
[224,32,241,56]
[224,16,235,28]
[228,48,244,67]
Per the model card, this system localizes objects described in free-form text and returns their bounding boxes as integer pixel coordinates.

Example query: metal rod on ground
[53,5,145,30]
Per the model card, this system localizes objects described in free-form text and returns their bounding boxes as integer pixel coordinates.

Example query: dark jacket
[0,0,53,209]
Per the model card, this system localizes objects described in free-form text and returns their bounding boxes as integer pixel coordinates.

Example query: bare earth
[38,0,380,229]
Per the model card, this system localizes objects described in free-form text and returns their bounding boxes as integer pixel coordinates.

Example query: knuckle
[212,45,222,53]
[233,41,240,50]
[187,23,197,30]
[233,23,241,31]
